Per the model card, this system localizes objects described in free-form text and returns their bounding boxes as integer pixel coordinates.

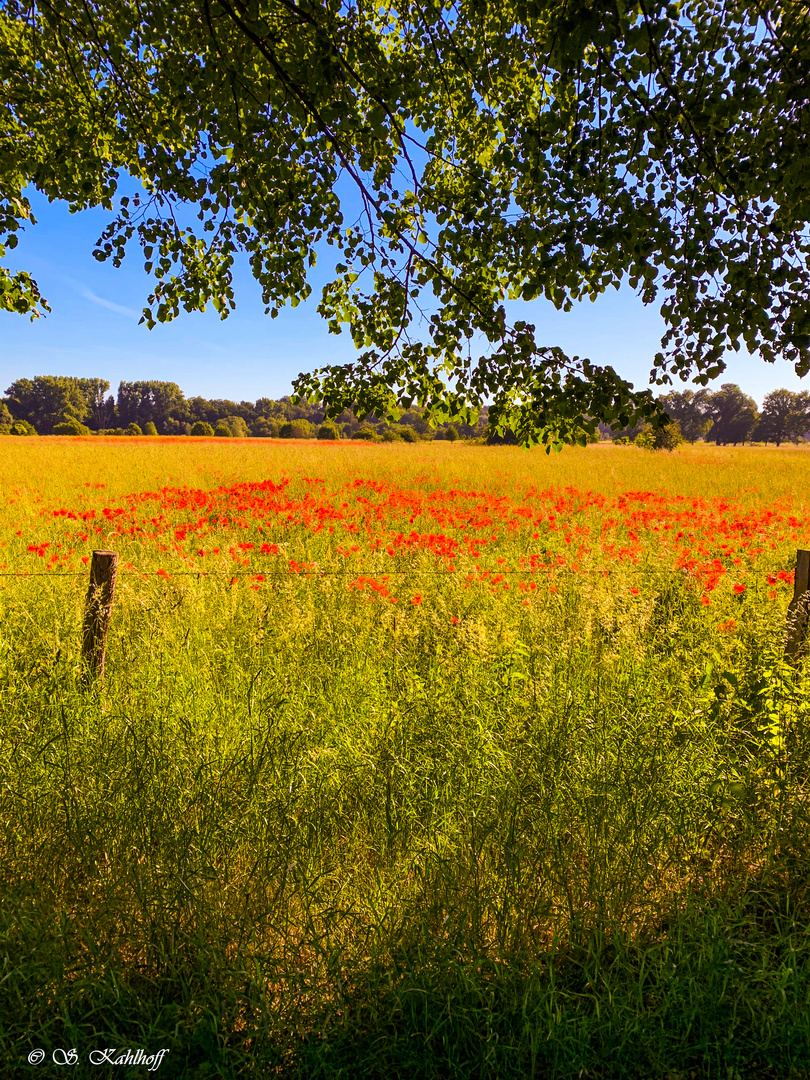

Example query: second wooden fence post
[785,549,810,659]
[82,550,119,680]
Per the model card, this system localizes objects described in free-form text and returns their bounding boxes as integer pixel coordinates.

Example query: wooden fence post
[82,550,119,680]
[785,549,810,659]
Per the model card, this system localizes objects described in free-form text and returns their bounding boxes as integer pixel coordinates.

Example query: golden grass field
[2,437,810,1079]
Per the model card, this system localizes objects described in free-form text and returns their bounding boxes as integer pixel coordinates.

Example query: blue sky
[2,188,808,408]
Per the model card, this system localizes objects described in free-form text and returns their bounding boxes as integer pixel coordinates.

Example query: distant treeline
[0,376,486,441]
[1,376,809,446]
[603,385,810,448]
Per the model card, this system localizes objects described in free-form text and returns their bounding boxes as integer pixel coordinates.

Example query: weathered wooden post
[82,550,119,680]
[785,549,810,659]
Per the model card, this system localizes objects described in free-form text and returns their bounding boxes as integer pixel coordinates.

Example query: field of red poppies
[3,437,807,608]
[2,438,810,1079]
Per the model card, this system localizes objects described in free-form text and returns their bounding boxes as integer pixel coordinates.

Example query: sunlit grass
[1,438,810,1079]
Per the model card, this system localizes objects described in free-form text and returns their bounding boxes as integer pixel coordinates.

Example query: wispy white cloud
[77,285,140,319]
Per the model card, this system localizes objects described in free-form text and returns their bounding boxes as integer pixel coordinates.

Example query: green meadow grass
[1,439,810,1078]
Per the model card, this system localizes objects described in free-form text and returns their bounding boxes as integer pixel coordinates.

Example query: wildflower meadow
[1,437,810,1079]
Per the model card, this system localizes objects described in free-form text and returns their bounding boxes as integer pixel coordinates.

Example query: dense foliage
[1,0,809,447]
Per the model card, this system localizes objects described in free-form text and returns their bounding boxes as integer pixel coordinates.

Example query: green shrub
[381,427,402,442]
[53,419,90,436]
[635,419,684,451]
[214,423,232,437]
[143,421,158,436]
[396,425,419,443]
[353,423,380,442]
[191,421,215,436]
[444,424,460,442]
[126,422,143,436]
[279,419,315,439]
[9,419,37,436]
[317,421,340,440]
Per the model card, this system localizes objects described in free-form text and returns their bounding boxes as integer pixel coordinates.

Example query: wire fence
[0,566,799,579]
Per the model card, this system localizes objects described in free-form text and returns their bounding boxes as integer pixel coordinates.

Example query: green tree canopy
[658,389,715,443]
[116,381,187,433]
[2,0,809,447]
[705,384,760,445]
[754,388,810,445]
[4,375,94,433]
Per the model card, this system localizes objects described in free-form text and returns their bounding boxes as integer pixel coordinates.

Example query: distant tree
[92,394,116,430]
[162,418,191,435]
[73,378,113,429]
[222,415,250,438]
[213,423,232,437]
[317,421,340,440]
[251,417,280,438]
[753,389,810,446]
[143,420,158,436]
[190,420,214,436]
[5,375,91,433]
[635,418,684,450]
[399,408,433,436]
[117,381,187,433]
[53,418,91,435]
[0,401,13,431]
[706,385,759,445]
[126,422,143,435]
[279,396,322,424]
[603,421,645,443]
[254,398,288,422]
[658,389,715,443]
[443,424,460,442]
